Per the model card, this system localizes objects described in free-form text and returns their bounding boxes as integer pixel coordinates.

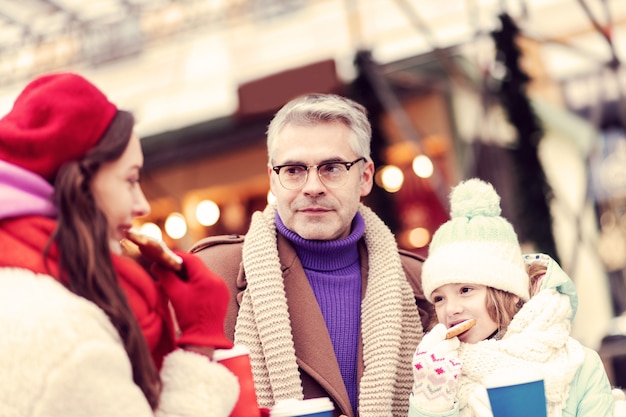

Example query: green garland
[491,13,560,263]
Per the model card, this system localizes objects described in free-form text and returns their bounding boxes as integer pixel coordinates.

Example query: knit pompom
[423,178,529,302]
[450,178,502,219]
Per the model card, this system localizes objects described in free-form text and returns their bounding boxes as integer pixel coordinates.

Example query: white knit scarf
[456,287,585,417]
[235,203,423,416]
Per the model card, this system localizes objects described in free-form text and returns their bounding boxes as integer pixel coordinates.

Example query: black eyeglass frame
[272,157,366,189]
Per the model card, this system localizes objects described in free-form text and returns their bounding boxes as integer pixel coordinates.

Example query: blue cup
[486,378,547,417]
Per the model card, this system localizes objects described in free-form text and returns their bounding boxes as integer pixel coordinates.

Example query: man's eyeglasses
[272,157,366,190]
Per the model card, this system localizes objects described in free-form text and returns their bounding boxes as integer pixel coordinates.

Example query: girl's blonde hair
[484,262,548,335]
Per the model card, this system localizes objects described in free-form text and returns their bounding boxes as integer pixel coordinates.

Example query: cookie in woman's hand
[125,229,183,272]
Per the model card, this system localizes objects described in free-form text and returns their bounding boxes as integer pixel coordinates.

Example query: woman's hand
[152,251,233,349]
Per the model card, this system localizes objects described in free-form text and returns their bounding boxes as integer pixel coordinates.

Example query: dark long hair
[49,111,161,409]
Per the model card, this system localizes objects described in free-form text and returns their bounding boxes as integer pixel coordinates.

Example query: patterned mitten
[410,323,462,413]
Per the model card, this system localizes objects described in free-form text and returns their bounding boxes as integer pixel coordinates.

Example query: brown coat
[190,234,433,417]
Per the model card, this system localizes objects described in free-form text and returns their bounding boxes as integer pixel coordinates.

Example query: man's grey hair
[266,93,372,164]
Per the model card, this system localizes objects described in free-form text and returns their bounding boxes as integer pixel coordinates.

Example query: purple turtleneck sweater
[276,213,364,414]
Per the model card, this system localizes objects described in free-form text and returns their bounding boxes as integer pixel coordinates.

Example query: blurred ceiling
[1,0,626,135]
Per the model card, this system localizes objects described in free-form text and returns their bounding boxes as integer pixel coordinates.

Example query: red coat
[0,215,177,368]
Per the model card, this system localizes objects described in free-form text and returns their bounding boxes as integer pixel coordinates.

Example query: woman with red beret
[0,73,239,416]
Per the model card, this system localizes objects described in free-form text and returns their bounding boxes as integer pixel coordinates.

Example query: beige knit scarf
[456,286,585,417]
[235,203,423,416]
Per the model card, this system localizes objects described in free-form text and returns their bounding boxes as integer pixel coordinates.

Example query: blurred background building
[2,0,626,385]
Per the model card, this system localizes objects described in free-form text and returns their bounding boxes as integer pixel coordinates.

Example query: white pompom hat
[422,178,529,302]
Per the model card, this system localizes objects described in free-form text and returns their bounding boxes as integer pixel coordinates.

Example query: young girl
[408,178,619,417]
[0,73,239,416]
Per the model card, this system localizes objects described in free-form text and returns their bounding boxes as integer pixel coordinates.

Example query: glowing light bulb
[267,190,276,204]
[408,227,430,248]
[378,165,404,193]
[165,212,187,239]
[196,200,220,226]
[139,222,163,241]
[412,155,434,178]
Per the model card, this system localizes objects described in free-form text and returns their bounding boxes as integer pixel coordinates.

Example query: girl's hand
[410,323,462,413]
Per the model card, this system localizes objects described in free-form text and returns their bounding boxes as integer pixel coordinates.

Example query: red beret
[0,72,118,182]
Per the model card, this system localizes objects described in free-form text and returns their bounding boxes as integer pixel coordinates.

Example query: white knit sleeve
[156,349,239,417]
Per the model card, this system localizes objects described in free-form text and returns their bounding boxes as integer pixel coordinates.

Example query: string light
[412,155,434,178]
[195,199,220,226]
[139,222,163,241]
[408,227,430,248]
[376,165,404,193]
[165,212,187,239]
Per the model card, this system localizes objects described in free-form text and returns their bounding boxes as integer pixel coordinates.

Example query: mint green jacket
[408,254,615,417]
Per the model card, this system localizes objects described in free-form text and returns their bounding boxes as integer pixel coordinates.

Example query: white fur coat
[0,267,239,417]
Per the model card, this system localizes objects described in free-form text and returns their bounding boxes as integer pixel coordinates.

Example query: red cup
[214,345,261,417]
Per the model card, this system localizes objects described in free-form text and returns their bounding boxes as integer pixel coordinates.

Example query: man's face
[268,122,374,240]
